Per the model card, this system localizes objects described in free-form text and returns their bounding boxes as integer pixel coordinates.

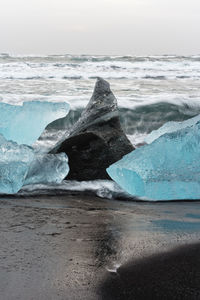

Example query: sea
[1,53,200,197]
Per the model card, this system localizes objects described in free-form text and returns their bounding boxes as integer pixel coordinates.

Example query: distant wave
[1,53,200,62]
[1,54,200,80]
[5,76,45,80]
[0,53,200,61]
[143,75,167,80]
[1,72,200,80]
[2,75,200,80]
[62,76,82,80]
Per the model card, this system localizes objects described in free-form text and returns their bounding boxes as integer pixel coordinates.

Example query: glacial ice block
[107,121,200,200]
[0,101,70,145]
[0,133,69,194]
[0,134,34,194]
[145,113,200,144]
[24,153,69,185]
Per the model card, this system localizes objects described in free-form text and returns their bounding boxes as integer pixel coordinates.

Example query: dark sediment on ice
[50,77,134,180]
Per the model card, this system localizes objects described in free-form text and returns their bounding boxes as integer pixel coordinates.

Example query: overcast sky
[0,0,200,55]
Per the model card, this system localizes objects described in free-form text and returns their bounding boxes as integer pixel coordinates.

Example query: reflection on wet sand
[94,224,119,268]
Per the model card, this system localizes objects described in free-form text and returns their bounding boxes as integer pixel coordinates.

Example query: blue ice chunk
[0,133,69,194]
[0,134,34,194]
[24,153,69,185]
[145,114,200,144]
[0,101,70,145]
[107,121,200,201]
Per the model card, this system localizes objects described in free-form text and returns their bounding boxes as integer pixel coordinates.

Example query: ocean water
[1,53,200,145]
[1,53,200,198]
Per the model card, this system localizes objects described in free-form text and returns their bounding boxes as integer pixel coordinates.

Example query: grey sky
[0,0,200,55]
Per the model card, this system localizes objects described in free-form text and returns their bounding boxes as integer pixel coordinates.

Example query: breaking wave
[34,100,200,152]
[46,101,200,134]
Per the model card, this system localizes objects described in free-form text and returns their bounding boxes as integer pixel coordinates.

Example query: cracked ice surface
[0,101,70,145]
[107,121,200,201]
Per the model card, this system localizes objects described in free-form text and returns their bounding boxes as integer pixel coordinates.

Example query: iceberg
[107,121,200,201]
[24,153,69,185]
[0,134,34,194]
[145,114,200,144]
[0,101,70,145]
[0,134,69,194]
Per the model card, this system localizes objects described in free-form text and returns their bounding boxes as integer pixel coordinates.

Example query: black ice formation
[50,77,134,180]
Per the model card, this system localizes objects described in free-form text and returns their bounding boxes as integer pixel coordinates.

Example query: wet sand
[1,195,200,299]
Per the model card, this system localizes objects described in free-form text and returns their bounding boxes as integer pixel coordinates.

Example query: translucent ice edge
[145,113,200,144]
[0,101,70,145]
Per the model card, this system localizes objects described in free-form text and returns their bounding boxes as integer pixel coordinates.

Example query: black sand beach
[1,195,200,299]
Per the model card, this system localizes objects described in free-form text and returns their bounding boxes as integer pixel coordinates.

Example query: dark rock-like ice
[50,78,134,180]
[107,120,200,201]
